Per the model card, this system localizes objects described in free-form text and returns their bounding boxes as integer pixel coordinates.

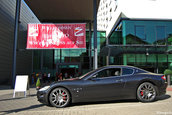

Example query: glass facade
[33,31,106,78]
[33,20,172,76]
[108,20,172,73]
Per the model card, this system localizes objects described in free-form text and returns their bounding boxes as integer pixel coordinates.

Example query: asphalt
[0,85,172,115]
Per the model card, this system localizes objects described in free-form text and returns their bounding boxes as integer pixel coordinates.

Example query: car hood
[50,78,81,86]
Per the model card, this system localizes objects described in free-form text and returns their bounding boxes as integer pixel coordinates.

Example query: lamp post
[93,0,97,70]
[12,0,21,88]
[146,48,149,64]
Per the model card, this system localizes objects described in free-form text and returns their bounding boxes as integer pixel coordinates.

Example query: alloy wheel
[137,82,156,102]
[49,88,70,107]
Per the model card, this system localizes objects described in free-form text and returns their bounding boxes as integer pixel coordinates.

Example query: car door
[82,67,125,101]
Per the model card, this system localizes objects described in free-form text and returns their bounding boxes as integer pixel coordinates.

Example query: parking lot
[0,87,172,115]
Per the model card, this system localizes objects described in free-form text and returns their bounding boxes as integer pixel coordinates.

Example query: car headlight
[39,86,50,91]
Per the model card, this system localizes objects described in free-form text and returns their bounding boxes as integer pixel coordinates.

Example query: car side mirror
[87,74,98,81]
[89,77,97,81]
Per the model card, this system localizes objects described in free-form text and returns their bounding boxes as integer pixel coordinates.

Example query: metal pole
[156,54,158,73]
[31,50,34,73]
[53,50,55,77]
[41,50,43,72]
[12,0,21,88]
[93,0,97,70]
[89,22,92,70]
[107,47,110,65]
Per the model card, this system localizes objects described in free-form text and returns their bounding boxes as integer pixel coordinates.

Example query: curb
[167,86,172,91]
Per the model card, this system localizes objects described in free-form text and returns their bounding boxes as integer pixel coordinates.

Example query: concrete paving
[0,86,172,115]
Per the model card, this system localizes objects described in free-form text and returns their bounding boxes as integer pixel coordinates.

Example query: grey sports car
[37,65,167,108]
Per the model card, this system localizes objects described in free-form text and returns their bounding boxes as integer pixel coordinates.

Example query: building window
[110,8,112,12]
[156,26,166,45]
[135,25,146,41]
[109,31,122,44]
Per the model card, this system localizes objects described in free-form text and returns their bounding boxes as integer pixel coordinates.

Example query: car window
[122,68,134,75]
[92,68,121,78]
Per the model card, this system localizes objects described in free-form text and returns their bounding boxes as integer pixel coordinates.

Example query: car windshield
[79,67,103,79]
[78,70,96,79]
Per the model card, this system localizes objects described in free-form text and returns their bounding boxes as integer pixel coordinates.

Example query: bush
[164,69,172,75]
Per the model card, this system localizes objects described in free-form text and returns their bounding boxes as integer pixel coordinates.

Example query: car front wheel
[49,87,70,108]
[137,82,157,102]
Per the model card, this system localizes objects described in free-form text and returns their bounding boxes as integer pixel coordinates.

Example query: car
[37,65,167,108]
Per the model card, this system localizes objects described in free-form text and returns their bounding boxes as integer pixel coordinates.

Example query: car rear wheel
[49,87,70,108]
[137,82,157,102]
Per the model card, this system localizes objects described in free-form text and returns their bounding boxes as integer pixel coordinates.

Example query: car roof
[102,65,137,69]
[103,65,148,72]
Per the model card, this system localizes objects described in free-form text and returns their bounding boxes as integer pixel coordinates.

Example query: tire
[137,82,157,102]
[49,87,70,108]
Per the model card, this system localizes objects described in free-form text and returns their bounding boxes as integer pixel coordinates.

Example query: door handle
[115,79,123,82]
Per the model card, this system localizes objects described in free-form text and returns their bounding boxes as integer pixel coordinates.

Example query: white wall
[97,0,172,37]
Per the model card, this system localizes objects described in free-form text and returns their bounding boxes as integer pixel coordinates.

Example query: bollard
[167,75,171,85]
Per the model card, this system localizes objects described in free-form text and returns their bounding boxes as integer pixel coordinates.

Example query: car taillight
[161,75,166,80]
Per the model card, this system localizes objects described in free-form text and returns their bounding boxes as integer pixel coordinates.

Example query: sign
[26,23,86,49]
[13,75,29,98]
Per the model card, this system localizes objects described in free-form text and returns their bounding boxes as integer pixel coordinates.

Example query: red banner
[26,23,86,49]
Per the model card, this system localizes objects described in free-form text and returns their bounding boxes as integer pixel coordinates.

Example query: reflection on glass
[109,31,122,44]
[109,20,172,46]
[135,26,146,40]
[156,26,166,45]
[33,31,106,76]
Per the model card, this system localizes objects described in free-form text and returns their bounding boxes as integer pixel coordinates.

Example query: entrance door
[61,68,75,79]
[57,64,79,78]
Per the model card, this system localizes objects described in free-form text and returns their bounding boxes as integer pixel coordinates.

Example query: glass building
[33,31,106,78]
[105,19,172,73]
[34,20,172,77]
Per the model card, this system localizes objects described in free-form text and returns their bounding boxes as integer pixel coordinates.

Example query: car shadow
[1,104,45,115]
[0,94,37,102]
[156,94,171,101]
[70,99,139,107]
